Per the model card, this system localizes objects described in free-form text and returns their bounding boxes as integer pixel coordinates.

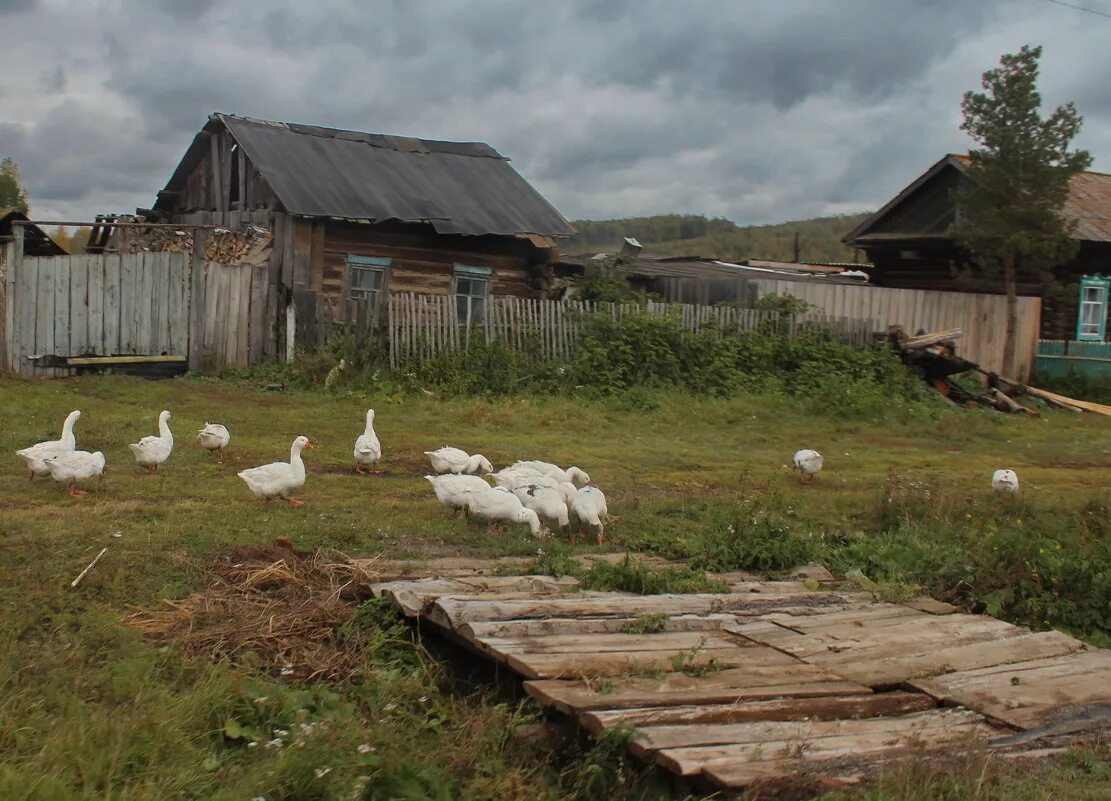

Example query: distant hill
[567,213,873,264]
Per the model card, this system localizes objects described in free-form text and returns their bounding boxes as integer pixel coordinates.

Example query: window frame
[1076,275,1109,342]
[452,264,491,325]
[345,254,391,310]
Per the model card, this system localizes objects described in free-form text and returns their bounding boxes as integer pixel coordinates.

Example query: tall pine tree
[0,157,29,214]
[954,45,1091,378]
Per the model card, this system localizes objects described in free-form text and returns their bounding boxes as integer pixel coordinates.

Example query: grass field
[1,373,1109,800]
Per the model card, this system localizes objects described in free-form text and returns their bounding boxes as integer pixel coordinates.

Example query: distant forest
[567,212,873,263]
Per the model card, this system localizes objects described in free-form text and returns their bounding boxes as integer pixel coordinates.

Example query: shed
[147,113,573,350]
[0,208,67,257]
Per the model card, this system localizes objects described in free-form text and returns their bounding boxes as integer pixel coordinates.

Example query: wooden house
[145,113,574,351]
[843,154,1111,341]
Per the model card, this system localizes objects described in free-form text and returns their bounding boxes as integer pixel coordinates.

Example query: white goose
[237,435,313,506]
[425,474,491,515]
[425,447,493,475]
[992,469,1019,494]
[354,409,382,474]
[15,409,81,479]
[45,451,105,498]
[510,460,591,487]
[129,410,174,473]
[489,469,578,505]
[466,487,543,538]
[793,449,823,484]
[512,484,570,529]
[197,423,231,461]
[570,485,610,544]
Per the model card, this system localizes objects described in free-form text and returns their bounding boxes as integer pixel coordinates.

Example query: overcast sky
[1,0,1109,226]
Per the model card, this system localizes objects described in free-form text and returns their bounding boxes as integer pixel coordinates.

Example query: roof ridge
[214,112,504,159]
[948,151,1111,179]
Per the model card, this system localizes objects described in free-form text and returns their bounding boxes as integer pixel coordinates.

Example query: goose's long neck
[290,443,306,476]
[60,414,78,446]
[159,416,173,444]
[364,416,375,436]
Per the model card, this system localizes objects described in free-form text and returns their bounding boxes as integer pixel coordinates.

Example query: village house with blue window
[844,154,1111,379]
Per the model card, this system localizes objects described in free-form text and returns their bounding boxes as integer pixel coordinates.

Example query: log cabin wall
[319,220,552,321]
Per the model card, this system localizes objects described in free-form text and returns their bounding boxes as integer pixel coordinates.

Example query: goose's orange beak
[305,441,315,449]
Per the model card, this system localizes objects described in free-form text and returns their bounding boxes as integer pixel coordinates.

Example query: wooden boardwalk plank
[525,663,871,715]
[458,613,737,641]
[656,709,993,777]
[506,647,761,680]
[477,631,744,655]
[427,591,862,629]
[910,650,1111,729]
[832,631,1084,687]
[581,692,937,735]
[372,576,579,617]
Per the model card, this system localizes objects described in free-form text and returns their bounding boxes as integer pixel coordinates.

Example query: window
[454,264,491,324]
[347,255,390,308]
[1077,275,1109,342]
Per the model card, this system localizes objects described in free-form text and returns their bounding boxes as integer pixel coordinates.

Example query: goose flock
[13,409,1023,537]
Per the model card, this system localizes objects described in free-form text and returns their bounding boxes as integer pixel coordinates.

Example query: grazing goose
[792,449,823,484]
[512,484,570,529]
[425,474,491,515]
[354,409,382,474]
[510,460,591,487]
[465,487,543,538]
[129,410,174,473]
[992,469,1019,494]
[44,451,105,498]
[15,409,81,479]
[197,423,231,461]
[425,447,493,475]
[490,469,577,505]
[570,485,610,544]
[237,436,313,507]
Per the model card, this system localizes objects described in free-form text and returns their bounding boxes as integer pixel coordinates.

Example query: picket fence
[385,293,877,368]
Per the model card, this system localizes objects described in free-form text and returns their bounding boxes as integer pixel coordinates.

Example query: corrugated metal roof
[848,154,1111,244]
[158,114,574,238]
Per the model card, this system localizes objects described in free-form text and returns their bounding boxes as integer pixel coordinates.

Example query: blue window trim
[1077,275,1109,342]
[453,263,492,277]
[348,255,391,268]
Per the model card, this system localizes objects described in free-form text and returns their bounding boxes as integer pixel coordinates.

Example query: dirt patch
[126,542,381,682]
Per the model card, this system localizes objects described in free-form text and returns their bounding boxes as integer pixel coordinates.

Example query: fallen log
[900,328,963,350]
[987,388,1039,417]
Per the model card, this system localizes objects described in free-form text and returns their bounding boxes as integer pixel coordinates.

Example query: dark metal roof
[845,154,1111,245]
[0,207,67,256]
[158,114,574,238]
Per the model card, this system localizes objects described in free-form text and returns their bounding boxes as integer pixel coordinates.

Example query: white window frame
[453,264,491,324]
[1077,275,1109,342]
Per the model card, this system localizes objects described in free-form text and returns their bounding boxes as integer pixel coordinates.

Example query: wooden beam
[11,220,218,229]
[66,355,186,365]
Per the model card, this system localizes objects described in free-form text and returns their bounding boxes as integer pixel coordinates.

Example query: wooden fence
[1035,339,1111,381]
[1,236,276,376]
[386,293,877,368]
[653,275,1043,380]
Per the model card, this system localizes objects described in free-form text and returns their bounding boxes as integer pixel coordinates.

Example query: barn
[146,113,575,342]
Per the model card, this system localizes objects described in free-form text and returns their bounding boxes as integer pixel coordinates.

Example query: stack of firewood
[114,224,271,267]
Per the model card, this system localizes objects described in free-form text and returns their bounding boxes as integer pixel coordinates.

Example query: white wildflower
[314,767,332,779]
[274,728,289,737]
[382,703,397,712]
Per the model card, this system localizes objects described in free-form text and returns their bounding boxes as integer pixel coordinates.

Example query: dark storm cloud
[0,0,1106,224]
[0,0,36,14]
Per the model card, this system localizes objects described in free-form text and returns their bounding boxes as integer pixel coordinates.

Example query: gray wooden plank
[68,254,88,356]
[86,255,104,355]
[202,263,220,369]
[236,266,251,366]
[149,252,166,354]
[102,254,121,356]
[53,255,70,358]
[3,240,18,371]
[223,265,241,367]
[117,251,134,353]
[137,252,154,354]
[15,250,37,374]
[248,266,266,365]
[35,259,55,374]
[166,253,185,357]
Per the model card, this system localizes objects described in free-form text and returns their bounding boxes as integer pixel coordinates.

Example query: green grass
[1,373,1109,799]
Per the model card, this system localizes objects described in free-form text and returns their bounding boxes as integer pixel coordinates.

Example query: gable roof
[155,113,574,239]
[844,153,1111,245]
[0,207,67,256]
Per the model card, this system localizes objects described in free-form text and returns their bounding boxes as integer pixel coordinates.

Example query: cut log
[900,328,963,350]
[987,388,1038,416]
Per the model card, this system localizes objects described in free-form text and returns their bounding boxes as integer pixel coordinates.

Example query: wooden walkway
[367,560,1111,792]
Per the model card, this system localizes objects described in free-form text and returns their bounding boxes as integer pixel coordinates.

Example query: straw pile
[127,544,380,682]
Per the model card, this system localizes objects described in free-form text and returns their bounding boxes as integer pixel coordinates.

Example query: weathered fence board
[386,293,877,368]
[648,277,1039,382]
